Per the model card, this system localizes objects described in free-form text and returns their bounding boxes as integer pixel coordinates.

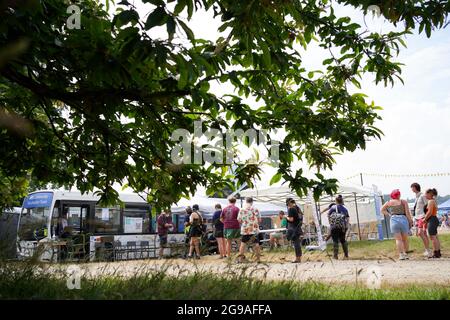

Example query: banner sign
[372,185,384,240]
[23,192,53,208]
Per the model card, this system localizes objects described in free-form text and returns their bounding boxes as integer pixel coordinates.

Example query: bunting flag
[343,172,450,180]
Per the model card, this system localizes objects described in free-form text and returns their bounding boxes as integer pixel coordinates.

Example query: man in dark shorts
[237,197,261,263]
[157,209,173,259]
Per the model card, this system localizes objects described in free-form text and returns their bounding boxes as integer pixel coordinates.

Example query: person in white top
[411,183,432,257]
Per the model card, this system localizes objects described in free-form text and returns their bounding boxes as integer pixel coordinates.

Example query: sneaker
[399,253,407,260]
[428,251,441,259]
[195,255,201,260]
[423,249,432,257]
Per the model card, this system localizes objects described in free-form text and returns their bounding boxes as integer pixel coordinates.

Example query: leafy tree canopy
[1,0,449,208]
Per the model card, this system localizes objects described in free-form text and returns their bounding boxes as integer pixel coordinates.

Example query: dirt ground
[46,230,450,288]
[53,254,450,288]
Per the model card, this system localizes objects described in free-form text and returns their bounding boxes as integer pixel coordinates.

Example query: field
[1,232,449,300]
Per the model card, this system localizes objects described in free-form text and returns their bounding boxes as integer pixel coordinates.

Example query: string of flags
[343,172,450,180]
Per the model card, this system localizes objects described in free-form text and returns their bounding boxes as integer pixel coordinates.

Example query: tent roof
[170,195,285,218]
[240,182,375,206]
[439,199,450,210]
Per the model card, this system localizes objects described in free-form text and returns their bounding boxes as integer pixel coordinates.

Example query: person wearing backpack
[327,195,350,260]
[286,198,303,263]
[187,204,203,259]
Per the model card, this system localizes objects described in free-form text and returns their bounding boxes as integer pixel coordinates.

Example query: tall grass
[1,233,449,300]
[0,260,449,300]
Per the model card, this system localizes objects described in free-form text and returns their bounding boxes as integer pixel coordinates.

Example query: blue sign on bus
[23,192,53,208]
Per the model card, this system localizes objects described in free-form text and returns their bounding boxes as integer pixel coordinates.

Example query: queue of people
[380,183,442,260]
[156,182,444,262]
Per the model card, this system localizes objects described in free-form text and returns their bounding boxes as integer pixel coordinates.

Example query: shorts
[224,228,240,239]
[390,215,409,234]
[416,217,427,229]
[189,226,203,238]
[427,216,439,236]
[214,229,224,238]
[241,234,258,244]
[159,235,168,246]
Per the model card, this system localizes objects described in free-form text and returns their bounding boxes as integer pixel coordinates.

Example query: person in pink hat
[381,189,414,260]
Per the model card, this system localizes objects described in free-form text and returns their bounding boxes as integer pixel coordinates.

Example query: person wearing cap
[381,189,414,260]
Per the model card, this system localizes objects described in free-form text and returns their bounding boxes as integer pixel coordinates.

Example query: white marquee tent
[240,182,386,248]
[170,195,285,218]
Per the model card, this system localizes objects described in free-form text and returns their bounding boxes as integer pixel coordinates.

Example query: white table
[258,228,287,234]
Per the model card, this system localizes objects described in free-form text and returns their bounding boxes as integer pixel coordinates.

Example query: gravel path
[50,256,450,288]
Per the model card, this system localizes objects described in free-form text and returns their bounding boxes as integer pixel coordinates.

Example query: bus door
[60,203,91,235]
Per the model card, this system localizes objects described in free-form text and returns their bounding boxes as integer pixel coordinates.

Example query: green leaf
[270,172,282,185]
[145,7,168,30]
[174,0,186,15]
[166,16,176,40]
[178,20,195,41]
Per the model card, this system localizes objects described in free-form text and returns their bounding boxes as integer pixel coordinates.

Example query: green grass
[1,233,449,300]
[0,261,449,300]
[264,232,450,261]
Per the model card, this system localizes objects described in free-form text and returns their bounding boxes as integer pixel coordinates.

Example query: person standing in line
[237,197,261,263]
[212,204,226,258]
[183,206,193,258]
[327,195,350,260]
[411,183,432,257]
[187,204,203,259]
[423,188,441,259]
[157,209,174,259]
[220,196,241,259]
[381,190,413,260]
[286,198,303,263]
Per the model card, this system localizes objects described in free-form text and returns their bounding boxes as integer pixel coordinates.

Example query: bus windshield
[18,192,53,241]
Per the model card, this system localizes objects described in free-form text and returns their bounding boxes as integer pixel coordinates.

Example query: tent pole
[354,192,362,241]
[315,202,321,225]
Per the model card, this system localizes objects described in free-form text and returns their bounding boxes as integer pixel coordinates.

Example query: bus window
[123,206,151,234]
[93,206,120,234]
[18,192,53,241]
[18,207,51,241]
[61,204,90,236]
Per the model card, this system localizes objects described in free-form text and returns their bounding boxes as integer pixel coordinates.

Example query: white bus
[17,190,186,262]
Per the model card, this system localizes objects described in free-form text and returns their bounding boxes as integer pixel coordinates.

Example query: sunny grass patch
[0,261,449,300]
[264,232,450,262]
